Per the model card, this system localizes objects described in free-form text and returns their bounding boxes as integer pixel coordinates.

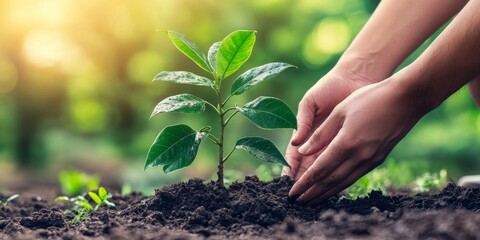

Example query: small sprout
[88,187,115,210]
[347,169,388,200]
[55,195,93,223]
[55,186,114,223]
[0,194,19,206]
[414,169,447,192]
[145,30,297,186]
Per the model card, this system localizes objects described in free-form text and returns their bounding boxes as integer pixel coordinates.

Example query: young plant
[88,186,115,210]
[55,195,94,223]
[0,194,19,206]
[55,186,115,223]
[145,30,297,185]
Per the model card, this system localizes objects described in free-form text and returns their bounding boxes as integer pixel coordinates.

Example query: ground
[1,176,480,239]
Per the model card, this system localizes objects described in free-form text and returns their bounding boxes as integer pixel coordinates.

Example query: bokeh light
[0,0,477,185]
[0,59,18,94]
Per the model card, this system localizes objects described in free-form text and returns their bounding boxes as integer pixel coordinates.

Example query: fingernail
[287,194,300,203]
[298,143,310,154]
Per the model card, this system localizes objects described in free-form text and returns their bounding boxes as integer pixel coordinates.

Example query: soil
[1,176,480,239]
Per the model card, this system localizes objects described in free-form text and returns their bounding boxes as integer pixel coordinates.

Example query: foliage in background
[58,170,100,196]
[255,164,282,182]
[145,30,296,185]
[414,169,447,192]
[347,159,448,199]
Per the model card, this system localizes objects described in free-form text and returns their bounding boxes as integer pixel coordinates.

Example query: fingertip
[287,194,300,203]
[298,143,310,155]
[281,167,293,178]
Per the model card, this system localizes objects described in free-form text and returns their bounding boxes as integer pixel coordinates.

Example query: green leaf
[237,96,297,129]
[153,71,214,87]
[151,94,206,118]
[235,137,290,167]
[77,200,94,211]
[231,63,296,95]
[208,41,221,73]
[5,194,19,203]
[166,31,211,72]
[98,187,108,201]
[145,124,210,172]
[54,196,70,202]
[216,30,256,79]
[88,192,102,205]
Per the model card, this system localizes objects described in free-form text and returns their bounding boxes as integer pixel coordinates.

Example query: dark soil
[1,176,480,239]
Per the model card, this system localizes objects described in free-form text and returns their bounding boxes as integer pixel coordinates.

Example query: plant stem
[222,147,236,163]
[222,93,234,106]
[207,135,220,145]
[205,101,220,114]
[224,110,239,126]
[216,92,225,186]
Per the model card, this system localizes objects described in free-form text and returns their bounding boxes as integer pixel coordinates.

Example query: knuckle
[357,147,377,162]
[323,173,341,186]
[340,137,358,155]
[297,166,309,175]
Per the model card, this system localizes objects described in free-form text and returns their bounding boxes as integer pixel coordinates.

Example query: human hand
[283,64,379,180]
[288,78,429,206]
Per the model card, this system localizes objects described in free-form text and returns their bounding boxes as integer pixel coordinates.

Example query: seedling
[145,30,297,185]
[88,186,115,210]
[55,186,115,223]
[0,194,19,206]
[55,195,94,223]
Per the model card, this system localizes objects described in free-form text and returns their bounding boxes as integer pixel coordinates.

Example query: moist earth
[1,176,480,239]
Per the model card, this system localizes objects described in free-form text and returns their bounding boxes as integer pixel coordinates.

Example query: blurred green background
[0,0,479,192]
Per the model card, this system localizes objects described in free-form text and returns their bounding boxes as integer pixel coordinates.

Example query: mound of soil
[1,176,480,239]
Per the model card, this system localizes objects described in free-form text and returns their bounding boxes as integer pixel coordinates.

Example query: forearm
[468,76,480,107]
[337,0,467,81]
[396,0,480,111]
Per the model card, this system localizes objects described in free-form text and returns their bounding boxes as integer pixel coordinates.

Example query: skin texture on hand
[288,80,427,206]
[288,0,480,205]
[283,0,467,181]
[283,67,375,180]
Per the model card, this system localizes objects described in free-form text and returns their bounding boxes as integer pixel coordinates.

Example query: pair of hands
[283,67,426,206]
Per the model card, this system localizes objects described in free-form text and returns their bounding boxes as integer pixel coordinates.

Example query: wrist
[335,52,393,84]
[389,65,443,114]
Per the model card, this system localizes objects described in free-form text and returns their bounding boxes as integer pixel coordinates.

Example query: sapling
[145,30,297,185]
